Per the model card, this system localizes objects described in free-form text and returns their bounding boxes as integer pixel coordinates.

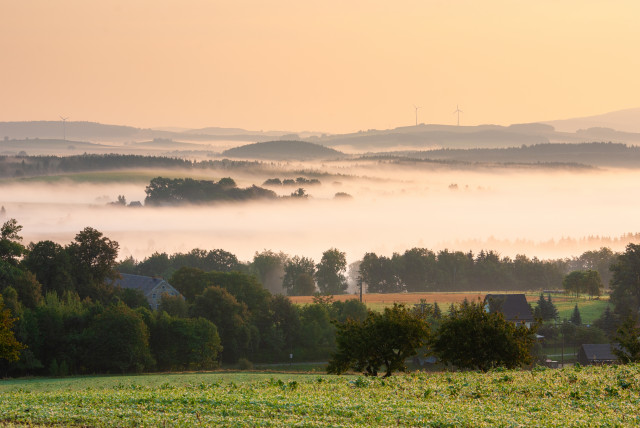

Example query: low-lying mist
[2,166,639,264]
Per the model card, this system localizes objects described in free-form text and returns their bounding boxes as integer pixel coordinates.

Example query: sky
[2,0,639,133]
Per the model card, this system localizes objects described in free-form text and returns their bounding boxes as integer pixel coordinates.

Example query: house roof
[112,273,168,296]
[580,344,619,362]
[485,294,534,322]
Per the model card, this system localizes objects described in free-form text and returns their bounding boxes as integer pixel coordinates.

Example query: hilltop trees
[144,176,277,205]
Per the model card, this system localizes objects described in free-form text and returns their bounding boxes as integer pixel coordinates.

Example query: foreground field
[1,366,639,426]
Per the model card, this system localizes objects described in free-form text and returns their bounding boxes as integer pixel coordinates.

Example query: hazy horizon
[2,1,640,133]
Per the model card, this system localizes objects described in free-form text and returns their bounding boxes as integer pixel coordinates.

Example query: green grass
[549,296,611,324]
[1,366,639,426]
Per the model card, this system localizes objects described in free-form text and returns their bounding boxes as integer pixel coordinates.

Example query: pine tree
[545,294,559,320]
[433,302,442,319]
[570,304,582,326]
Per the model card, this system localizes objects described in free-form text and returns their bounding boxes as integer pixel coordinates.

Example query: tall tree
[613,315,640,363]
[570,304,582,326]
[282,256,316,296]
[66,227,119,302]
[395,248,437,292]
[315,248,348,295]
[250,250,287,294]
[533,293,558,321]
[0,219,26,266]
[576,247,616,287]
[0,296,25,362]
[609,243,640,316]
[24,240,73,295]
[358,252,401,293]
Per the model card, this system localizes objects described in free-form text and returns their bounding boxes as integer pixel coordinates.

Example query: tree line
[118,245,618,297]
[0,154,263,179]
[0,219,369,376]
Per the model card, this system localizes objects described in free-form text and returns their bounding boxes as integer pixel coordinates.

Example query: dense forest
[0,219,368,376]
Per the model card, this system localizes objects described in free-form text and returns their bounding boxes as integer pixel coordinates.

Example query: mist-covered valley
[2,152,640,266]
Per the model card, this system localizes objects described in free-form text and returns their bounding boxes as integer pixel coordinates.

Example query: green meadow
[1,365,638,426]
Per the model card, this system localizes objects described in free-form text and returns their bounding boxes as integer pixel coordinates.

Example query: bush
[237,358,253,370]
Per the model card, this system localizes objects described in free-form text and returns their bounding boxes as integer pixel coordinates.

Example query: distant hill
[0,138,114,155]
[309,125,549,151]
[544,108,640,133]
[0,121,139,140]
[222,140,344,160]
[0,121,291,143]
[391,142,640,168]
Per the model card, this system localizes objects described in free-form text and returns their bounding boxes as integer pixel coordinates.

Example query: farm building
[111,273,183,310]
[577,344,619,366]
[484,294,535,327]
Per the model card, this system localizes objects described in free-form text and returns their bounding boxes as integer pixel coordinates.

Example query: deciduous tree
[431,300,537,371]
[610,243,640,315]
[613,315,640,363]
[0,296,25,362]
[283,256,316,296]
[315,248,348,295]
[327,304,430,377]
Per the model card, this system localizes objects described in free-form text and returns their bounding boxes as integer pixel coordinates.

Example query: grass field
[1,366,638,426]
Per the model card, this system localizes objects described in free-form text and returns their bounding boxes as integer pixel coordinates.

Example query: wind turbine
[453,105,462,126]
[414,105,421,127]
[60,116,69,140]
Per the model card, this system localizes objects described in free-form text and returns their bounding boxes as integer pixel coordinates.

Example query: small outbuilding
[577,344,619,366]
[112,273,183,310]
[484,294,535,327]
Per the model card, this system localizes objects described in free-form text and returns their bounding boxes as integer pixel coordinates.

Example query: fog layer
[2,165,638,264]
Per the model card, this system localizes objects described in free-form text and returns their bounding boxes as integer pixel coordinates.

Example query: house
[484,294,535,327]
[112,273,183,310]
[577,344,619,366]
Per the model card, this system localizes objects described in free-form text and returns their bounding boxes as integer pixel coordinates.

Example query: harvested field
[288,292,490,306]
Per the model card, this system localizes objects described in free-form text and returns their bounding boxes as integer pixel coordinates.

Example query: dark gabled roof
[485,294,534,322]
[580,344,619,362]
[111,273,168,296]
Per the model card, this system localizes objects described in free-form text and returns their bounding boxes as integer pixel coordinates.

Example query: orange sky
[1,0,639,133]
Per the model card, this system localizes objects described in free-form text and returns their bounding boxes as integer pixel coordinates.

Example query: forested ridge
[0,154,263,179]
